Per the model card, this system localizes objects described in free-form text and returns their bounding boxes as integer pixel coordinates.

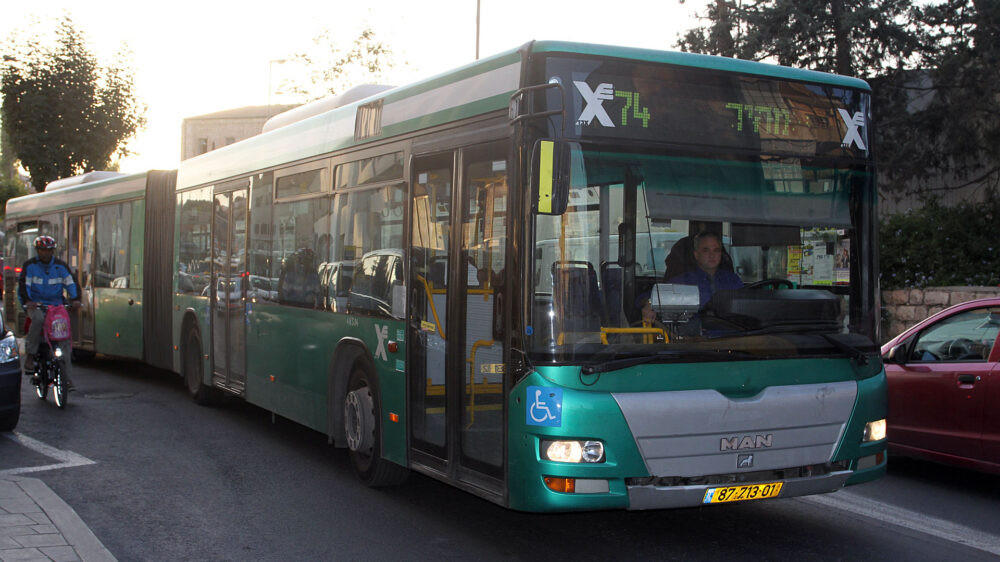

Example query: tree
[876,0,1000,197]
[0,175,29,220]
[1,15,145,191]
[276,26,401,102]
[677,0,920,78]
[676,0,999,201]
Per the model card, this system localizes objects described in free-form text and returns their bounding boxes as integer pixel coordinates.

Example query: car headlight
[862,419,886,442]
[540,440,605,463]
[0,333,19,363]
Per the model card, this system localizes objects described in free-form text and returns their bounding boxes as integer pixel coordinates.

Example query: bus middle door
[211,183,249,395]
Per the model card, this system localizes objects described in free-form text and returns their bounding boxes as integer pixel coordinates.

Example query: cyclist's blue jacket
[17,257,80,307]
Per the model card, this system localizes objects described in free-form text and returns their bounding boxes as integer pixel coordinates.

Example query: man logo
[738,454,754,469]
[574,81,615,127]
[721,434,773,451]
[838,109,867,150]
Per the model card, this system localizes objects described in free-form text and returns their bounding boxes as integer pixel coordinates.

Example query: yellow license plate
[703,482,783,504]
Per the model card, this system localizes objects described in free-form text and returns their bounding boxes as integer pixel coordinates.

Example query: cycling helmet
[34,235,57,250]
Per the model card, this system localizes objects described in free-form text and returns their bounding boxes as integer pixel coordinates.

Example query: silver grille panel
[613,381,857,477]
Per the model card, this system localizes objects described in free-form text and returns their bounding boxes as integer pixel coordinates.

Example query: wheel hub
[344,386,375,453]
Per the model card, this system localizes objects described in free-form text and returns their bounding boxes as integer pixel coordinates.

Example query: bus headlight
[0,334,19,363]
[541,440,605,463]
[862,419,886,442]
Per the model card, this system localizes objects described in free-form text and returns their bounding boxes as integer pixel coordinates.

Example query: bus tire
[183,329,216,406]
[344,366,408,487]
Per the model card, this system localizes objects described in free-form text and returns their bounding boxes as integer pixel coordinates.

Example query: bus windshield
[528,147,877,364]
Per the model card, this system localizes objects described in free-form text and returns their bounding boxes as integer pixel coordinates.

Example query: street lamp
[268,59,287,106]
[475,0,481,60]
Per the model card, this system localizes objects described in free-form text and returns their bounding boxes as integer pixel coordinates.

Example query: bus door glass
[410,153,453,461]
[68,213,95,349]
[211,186,249,393]
[457,143,507,480]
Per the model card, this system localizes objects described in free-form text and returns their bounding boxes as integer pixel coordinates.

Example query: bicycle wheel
[34,361,48,401]
[53,360,67,409]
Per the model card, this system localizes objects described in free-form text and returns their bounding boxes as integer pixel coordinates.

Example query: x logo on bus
[575,81,615,127]
[838,109,867,150]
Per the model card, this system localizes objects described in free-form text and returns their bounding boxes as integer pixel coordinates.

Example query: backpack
[44,305,72,341]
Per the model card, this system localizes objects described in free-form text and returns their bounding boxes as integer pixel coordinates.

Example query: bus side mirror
[530,139,572,215]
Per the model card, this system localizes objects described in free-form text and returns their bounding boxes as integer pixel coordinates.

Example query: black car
[0,308,22,431]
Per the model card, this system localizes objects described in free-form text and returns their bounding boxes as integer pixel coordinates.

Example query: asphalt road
[3,358,998,561]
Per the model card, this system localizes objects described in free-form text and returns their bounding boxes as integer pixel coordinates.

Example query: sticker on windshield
[526,386,562,427]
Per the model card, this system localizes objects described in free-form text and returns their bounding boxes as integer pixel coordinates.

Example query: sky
[2,0,711,173]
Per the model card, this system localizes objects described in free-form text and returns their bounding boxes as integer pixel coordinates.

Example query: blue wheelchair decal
[526,386,562,427]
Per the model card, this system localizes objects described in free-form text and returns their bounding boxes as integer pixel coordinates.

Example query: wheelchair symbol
[526,386,562,427]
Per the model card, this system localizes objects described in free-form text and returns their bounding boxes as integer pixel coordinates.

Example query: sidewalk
[0,477,114,562]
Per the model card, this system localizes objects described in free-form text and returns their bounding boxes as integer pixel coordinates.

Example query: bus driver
[669,231,743,307]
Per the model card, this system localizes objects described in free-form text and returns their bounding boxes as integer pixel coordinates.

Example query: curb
[5,476,116,562]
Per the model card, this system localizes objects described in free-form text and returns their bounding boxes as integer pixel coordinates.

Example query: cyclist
[17,236,81,388]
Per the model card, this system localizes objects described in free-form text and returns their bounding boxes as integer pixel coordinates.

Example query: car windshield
[527,147,877,364]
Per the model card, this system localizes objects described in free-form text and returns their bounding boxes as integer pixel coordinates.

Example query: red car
[881,297,1000,475]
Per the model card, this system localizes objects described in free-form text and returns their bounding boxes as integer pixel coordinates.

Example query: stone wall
[881,286,1000,342]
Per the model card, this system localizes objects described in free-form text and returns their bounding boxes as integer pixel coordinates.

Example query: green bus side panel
[94,288,143,359]
[244,304,407,465]
[837,369,889,485]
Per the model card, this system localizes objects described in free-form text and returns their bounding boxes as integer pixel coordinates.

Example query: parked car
[881,297,1000,475]
[0,307,22,431]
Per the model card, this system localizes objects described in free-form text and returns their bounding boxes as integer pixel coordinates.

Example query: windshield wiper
[581,349,755,375]
[820,333,872,365]
[730,326,873,365]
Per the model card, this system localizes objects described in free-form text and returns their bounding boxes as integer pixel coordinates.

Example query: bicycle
[26,304,72,409]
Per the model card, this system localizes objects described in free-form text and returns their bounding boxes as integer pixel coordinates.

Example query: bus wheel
[344,367,408,486]
[183,330,216,406]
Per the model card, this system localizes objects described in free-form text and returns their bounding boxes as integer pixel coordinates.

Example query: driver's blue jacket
[17,257,80,306]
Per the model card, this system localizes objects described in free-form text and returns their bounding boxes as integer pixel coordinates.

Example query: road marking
[0,431,97,476]
[802,491,1000,556]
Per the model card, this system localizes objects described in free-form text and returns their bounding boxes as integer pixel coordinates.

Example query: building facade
[181,105,297,160]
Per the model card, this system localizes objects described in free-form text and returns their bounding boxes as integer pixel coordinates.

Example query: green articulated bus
[4,40,887,511]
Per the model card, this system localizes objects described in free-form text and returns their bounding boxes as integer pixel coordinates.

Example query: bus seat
[551,261,605,334]
[601,263,624,327]
[428,257,448,287]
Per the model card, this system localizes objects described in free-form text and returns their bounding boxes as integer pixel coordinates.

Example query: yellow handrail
[556,325,669,345]
[416,274,445,339]
[601,325,669,344]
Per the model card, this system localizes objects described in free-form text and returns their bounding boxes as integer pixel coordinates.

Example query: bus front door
[210,187,249,395]
[410,143,507,494]
[67,213,95,352]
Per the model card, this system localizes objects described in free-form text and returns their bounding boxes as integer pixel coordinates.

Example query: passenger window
[95,202,133,288]
[176,187,213,296]
[332,184,406,317]
[273,197,331,308]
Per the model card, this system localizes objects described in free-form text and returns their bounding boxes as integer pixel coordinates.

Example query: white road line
[0,431,97,476]
[802,491,1000,556]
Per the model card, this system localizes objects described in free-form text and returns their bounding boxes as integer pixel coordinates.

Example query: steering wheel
[745,278,794,290]
[947,337,976,359]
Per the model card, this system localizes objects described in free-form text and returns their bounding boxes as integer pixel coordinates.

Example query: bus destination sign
[547,57,870,159]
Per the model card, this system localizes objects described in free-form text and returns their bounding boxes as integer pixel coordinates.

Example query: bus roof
[6,171,150,219]
[175,40,871,189]
[530,40,871,91]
